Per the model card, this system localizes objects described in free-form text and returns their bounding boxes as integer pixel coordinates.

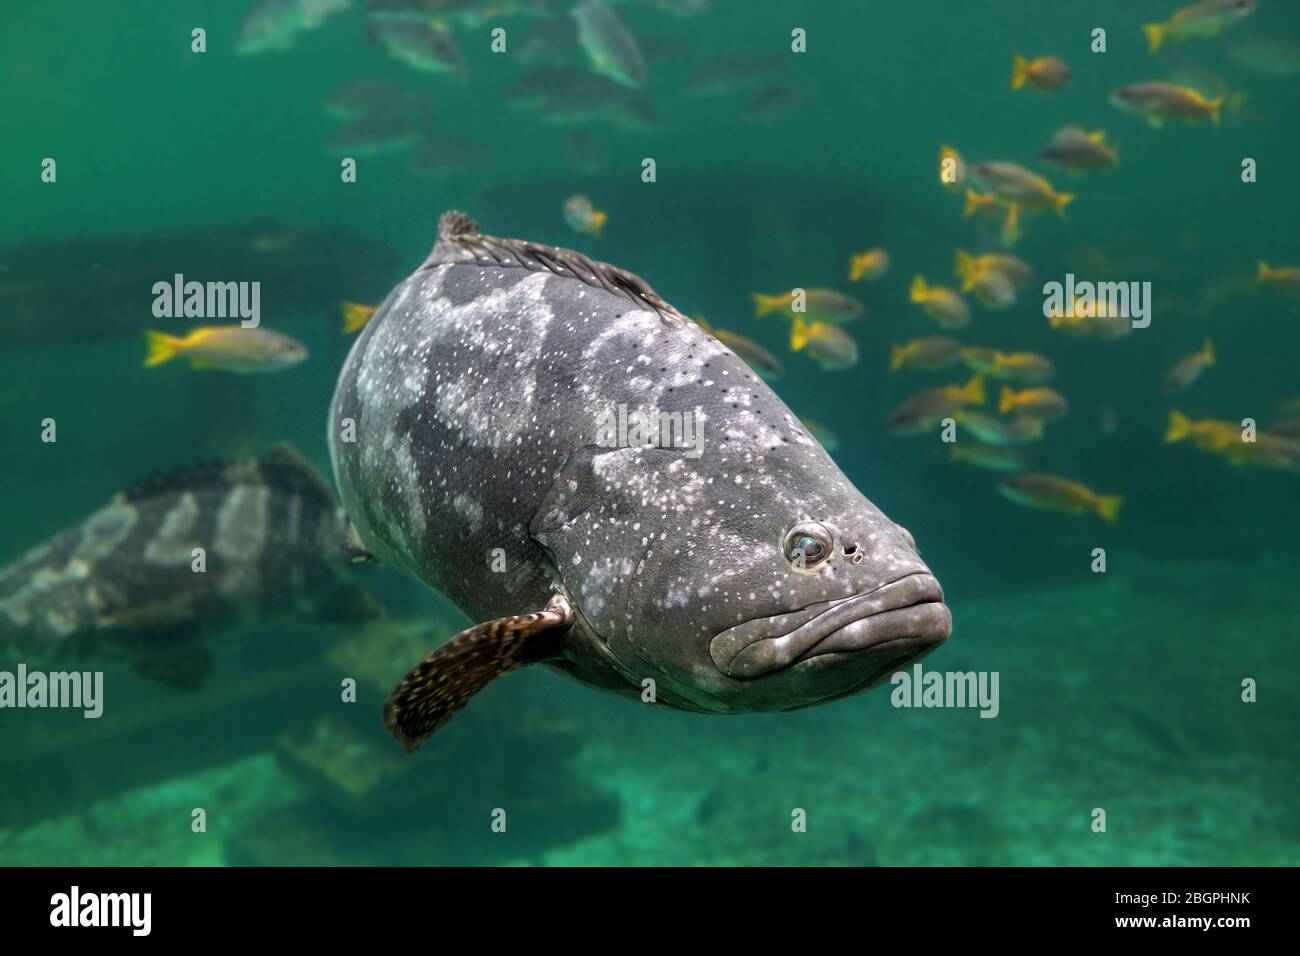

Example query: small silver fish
[326,115,421,157]
[370,18,466,76]
[572,1,646,89]
[1039,126,1119,173]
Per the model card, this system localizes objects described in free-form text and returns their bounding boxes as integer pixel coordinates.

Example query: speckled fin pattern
[382,593,575,752]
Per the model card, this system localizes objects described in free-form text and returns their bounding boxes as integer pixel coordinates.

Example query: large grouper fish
[0,444,380,689]
[330,212,952,752]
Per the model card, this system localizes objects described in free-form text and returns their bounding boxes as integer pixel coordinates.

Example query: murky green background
[1,0,1297,865]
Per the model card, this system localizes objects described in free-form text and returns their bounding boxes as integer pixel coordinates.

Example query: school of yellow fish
[710,1,1295,523]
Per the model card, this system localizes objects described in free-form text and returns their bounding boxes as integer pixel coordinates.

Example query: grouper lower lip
[710,573,951,679]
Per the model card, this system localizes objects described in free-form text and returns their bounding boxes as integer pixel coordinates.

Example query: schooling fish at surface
[0,445,380,689]
[329,212,952,752]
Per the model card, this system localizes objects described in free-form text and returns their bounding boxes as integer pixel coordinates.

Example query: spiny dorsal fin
[254,442,338,510]
[383,593,574,753]
[121,443,336,508]
[122,458,234,504]
[424,210,688,324]
[438,210,479,241]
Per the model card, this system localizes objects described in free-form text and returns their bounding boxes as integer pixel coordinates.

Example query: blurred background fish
[563,193,607,237]
[143,327,309,373]
[953,409,1045,445]
[961,349,1056,383]
[1225,34,1300,75]
[368,17,466,75]
[752,288,864,324]
[1038,126,1120,174]
[1143,0,1257,54]
[694,316,784,380]
[910,276,970,329]
[890,336,963,372]
[998,473,1123,523]
[339,301,378,334]
[1110,81,1223,126]
[969,161,1073,217]
[322,81,416,120]
[1010,53,1071,92]
[326,114,422,156]
[848,247,891,282]
[1161,339,1216,394]
[998,386,1068,421]
[573,1,646,89]
[238,0,352,55]
[950,442,1031,472]
[888,376,985,434]
[790,318,859,371]
[684,54,779,97]
[1256,261,1300,297]
[0,446,380,690]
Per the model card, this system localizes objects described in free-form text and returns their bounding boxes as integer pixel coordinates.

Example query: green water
[2,0,1298,866]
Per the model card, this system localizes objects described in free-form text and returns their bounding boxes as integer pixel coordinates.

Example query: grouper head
[530,439,952,715]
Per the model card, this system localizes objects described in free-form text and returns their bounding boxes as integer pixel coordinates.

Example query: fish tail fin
[590,211,607,238]
[849,254,865,282]
[1092,496,1123,528]
[752,293,779,317]
[1011,53,1029,90]
[1165,409,1192,444]
[1202,338,1215,365]
[1096,495,1124,525]
[790,318,810,352]
[1142,23,1165,54]
[962,188,987,219]
[143,330,184,367]
[1207,97,1223,125]
[998,386,1017,414]
[1053,191,1074,218]
[889,344,906,372]
[340,301,378,334]
[909,276,929,303]
[964,375,986,406]
[1256,261,1273,284]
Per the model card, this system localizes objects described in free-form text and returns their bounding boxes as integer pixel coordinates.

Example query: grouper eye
[783,522,833,570]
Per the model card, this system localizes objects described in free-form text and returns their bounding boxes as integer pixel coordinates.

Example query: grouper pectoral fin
[382,592,574,753]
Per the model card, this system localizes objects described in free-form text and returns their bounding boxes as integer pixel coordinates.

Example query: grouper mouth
[709,573,951,680]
